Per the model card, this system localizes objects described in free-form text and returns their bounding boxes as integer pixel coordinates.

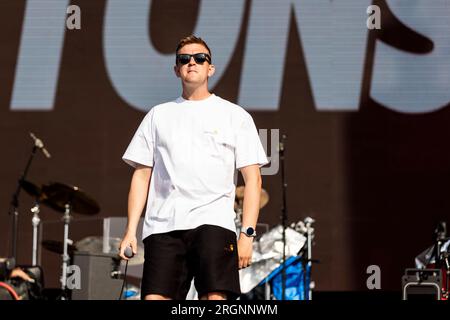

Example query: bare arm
[119,165,152,259]
[240,165,262,229]
[237,164,262,269]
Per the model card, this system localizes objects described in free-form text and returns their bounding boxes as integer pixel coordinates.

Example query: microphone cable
[118,260,129,300]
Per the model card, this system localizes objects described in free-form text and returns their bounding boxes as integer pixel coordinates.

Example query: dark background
[1,0,449,291]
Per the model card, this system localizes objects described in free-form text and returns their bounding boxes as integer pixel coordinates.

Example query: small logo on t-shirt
[224,244,234,253]
[204,129,219,135]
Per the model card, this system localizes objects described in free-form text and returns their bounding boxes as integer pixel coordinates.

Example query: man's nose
[188,56,196,65]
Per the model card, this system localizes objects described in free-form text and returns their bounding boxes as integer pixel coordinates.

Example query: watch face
[246,227,255,236]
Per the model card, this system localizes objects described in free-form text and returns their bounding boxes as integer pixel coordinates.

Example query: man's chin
[183,77,204,84]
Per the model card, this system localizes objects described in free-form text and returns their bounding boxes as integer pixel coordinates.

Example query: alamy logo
[259,129,279,176]
[366,265,381,290]
[367,5,381,30]
[66,5,81,30]
[66,265,81,290]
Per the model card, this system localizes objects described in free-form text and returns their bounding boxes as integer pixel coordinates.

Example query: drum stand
[30,202,41,266]
[60,203,73,298]
[304,217,315,300]
[444,253,450,300]
[278,134,288,301]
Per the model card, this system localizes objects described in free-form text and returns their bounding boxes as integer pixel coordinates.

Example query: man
[119,35,268,300]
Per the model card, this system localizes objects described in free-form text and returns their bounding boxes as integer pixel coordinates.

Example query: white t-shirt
[122,94,269,240]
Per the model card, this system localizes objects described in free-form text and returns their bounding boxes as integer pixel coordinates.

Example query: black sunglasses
[176,53,211,65]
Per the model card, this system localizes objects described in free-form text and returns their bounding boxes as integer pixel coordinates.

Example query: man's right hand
[119,233,138,260]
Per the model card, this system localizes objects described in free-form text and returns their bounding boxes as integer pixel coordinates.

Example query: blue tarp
[260,256,311,300]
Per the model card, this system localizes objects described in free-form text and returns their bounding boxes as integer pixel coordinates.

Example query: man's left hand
[237,235,254,269]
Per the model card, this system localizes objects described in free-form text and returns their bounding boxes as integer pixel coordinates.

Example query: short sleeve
[235,112,269,169]
[122,109,155,168]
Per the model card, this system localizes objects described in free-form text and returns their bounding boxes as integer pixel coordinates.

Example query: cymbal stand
[30,202,41,266]
[9,142,39,260]
[443,252,449,300]
[279,134,287,300]
[60,203,73,298]
[304,217,315,300]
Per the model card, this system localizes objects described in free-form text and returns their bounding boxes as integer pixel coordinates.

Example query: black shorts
[141,224,241,300]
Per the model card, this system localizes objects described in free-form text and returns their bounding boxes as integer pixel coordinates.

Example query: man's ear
[208,64,215,78]
[174,65,180,78]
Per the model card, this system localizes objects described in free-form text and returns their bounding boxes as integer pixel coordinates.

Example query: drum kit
[234,185,315,300]
[17,180,100,295]
[415,222,450,300]
[10,178,146,300]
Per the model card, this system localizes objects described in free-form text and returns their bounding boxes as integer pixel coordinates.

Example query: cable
[118,260,129,300]
[0,281,20,300]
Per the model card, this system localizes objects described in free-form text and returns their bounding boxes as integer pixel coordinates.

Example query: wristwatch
[241,226,257,238]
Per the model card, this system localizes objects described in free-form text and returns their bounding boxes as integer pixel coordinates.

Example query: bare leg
[145,294,172,300]
[200,292,227,300]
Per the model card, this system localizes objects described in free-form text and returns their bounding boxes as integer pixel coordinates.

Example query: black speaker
[402,268,441,300]
[71,251,123,300]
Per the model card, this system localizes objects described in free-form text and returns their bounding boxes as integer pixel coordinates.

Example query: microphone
[124,246,134,259]
[29,132,51,158]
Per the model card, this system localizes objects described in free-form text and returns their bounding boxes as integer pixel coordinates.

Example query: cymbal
[20,179,66,212]
[234,186,269,210]
[42,239,77,256]
[20,179,42,199]
[42,182,100,215]
[75,236,144,266]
